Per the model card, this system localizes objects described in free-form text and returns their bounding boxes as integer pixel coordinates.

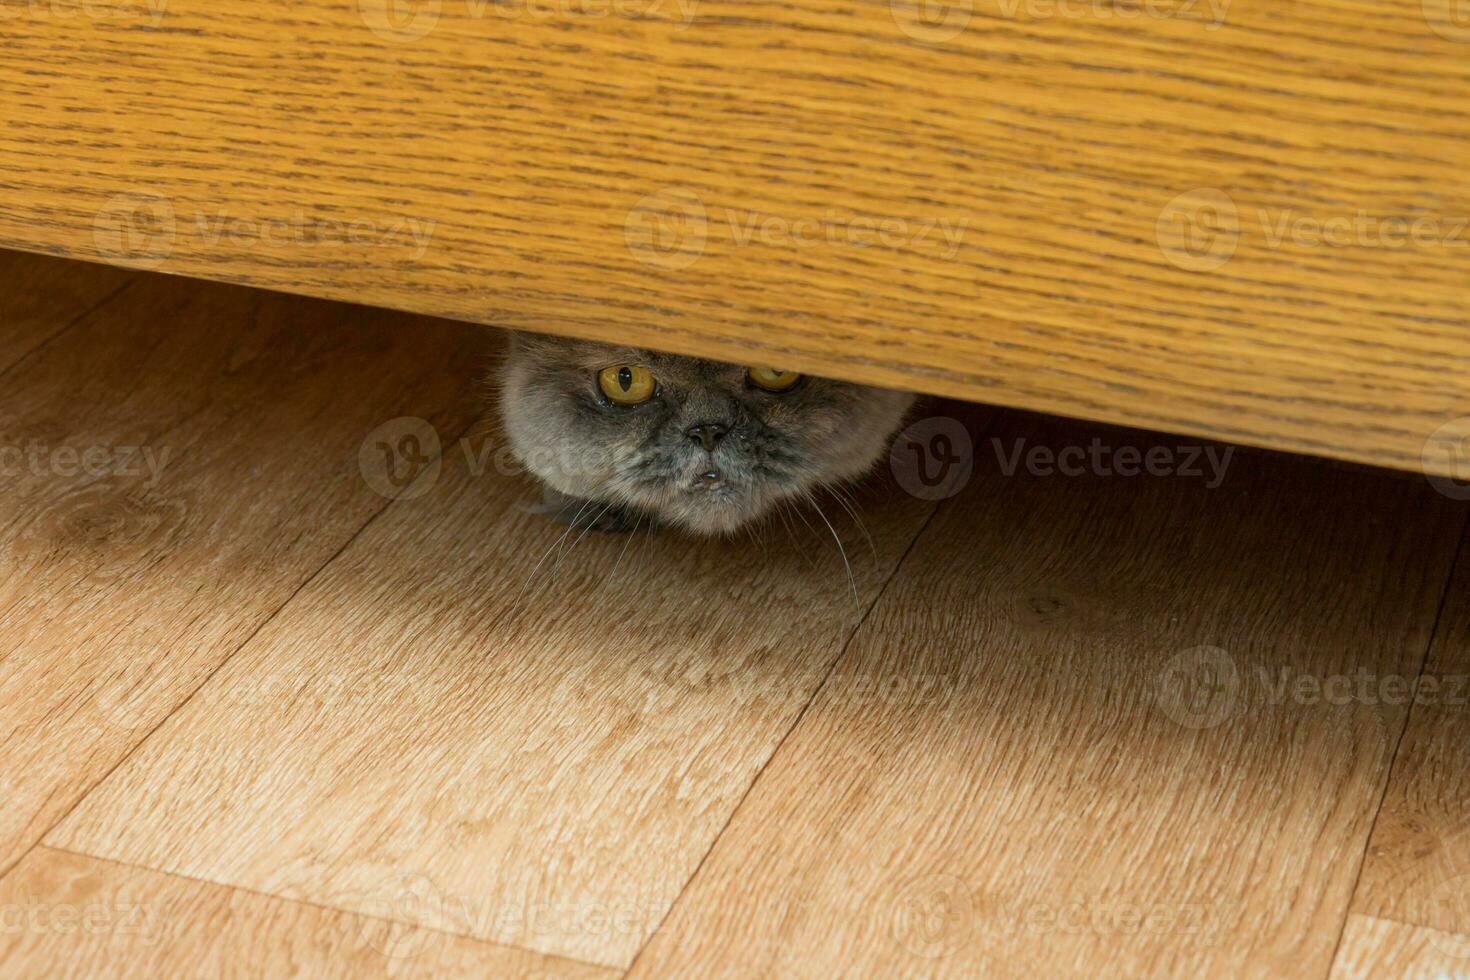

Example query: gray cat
[498,333,916,536]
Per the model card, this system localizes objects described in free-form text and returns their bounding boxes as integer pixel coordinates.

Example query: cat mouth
[686,466,727,492]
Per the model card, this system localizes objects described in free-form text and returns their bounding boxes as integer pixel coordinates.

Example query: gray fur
[498,333,916,536]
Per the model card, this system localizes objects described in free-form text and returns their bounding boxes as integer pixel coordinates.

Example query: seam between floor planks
[0,276,138,385]
[613,415,1470,976]
[622,406,1002,976]
[0,412,480,888]
[5,255,1462,973]
[0,256,492,885]
[32,843,617,978]
[1324,514,1470,979]
[623,409,1467,976]
[17,408,945,970]
[41,398,945,967]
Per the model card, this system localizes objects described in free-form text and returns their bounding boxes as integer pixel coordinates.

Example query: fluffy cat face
[498,333,916,535]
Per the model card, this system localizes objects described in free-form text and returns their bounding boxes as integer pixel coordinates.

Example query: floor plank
[1351,530,1470,934]
[0,847,612,979]
[1330,914,1470,980]
[44,406,954,968]
[0,251,133,375]
[0,265,480,877]
[627,412,1467,978]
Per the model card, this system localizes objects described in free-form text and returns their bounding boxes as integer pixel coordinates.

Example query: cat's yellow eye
[747,366,802,392]
[598,365,657,405]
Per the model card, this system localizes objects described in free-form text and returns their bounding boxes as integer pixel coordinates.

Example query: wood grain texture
[0,251,132,375]
[1330,914,1470,979]
[2,0,1468,474]
[628,412,1466,978]
[0,259,480,879]
[1351,527,1470,934]
[45,408,948,968]
[0,847,614,979]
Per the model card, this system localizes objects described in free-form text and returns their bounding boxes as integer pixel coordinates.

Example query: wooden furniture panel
[0,847,613,979]
[627,411,1465,977]
[1,1,1468,473]
[45,413,947,968]
[0,255,479,878]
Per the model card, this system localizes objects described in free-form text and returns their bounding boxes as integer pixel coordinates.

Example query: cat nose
[686,422,728,452]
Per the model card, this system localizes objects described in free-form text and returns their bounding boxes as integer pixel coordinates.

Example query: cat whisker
[807,494,860,610]
[789,496,826,549]
[512,497,595,617]
[742,519,762,556]
[547,499,622,584]
[610,510,644,582]
[823,482,877,566]
[776,499,821,571]
[516,498,623,620]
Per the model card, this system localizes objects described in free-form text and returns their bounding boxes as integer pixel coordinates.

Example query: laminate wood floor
[1,252,1466,978]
